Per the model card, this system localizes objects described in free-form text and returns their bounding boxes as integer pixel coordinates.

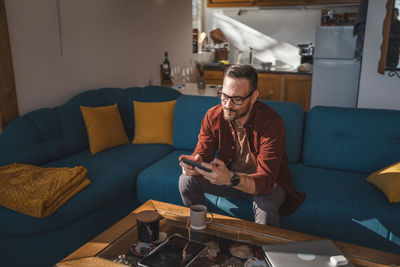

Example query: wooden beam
[0,0,19,130]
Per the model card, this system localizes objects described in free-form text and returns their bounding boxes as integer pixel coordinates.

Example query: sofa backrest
[173,96,305,163]
[173,95,220,151]
[303,106,400,173]
[265,101,305,163]
[0,86,181,166]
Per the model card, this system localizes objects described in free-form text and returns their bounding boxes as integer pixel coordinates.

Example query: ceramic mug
[136,210,160,243]
[190,204,213,230]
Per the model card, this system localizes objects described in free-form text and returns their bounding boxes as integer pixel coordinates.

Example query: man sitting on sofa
[179,64,305,226]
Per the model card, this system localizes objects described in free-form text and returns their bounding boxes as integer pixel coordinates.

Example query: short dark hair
[223,64,258,92]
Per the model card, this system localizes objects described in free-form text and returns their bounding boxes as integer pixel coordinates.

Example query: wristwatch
[229,172,240,186]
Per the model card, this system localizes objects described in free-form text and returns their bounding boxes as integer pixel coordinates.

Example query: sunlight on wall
[212,11,300,68]
[352,218,400,245]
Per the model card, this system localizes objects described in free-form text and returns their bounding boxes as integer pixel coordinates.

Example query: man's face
[221,77,256,122]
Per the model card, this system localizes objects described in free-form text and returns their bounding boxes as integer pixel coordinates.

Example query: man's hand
[196,158,232,185]
[179,154,203,177]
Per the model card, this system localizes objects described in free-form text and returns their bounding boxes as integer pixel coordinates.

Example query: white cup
[190,204,213,230]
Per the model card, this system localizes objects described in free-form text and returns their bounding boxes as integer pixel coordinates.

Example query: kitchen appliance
[297,43,314,64]
[214,43,229,62]
[311,26,360,108]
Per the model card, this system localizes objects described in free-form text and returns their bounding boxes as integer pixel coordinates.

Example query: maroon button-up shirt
[193,101,305,216]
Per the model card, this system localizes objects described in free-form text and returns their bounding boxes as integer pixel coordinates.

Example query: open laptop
[262,239,355,267]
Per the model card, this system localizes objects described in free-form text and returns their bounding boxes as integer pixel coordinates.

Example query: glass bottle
[162,52,171,81]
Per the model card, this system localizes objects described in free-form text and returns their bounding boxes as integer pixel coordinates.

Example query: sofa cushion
[132,100,176,145]
[0,108,69,166]
[136,149,255,221]
[0,87,182,167]
[0,143,173,237]
[126,86,182,137]
[63,86,181,144]
[1,193,138,267]
[263,101,305,163]
[80,104,129,155]
[173,95,220,151]
[137,150,188,205]
[282,164,400,254]
[350,174,400,255]
[173,96,305,163]
[66,87,135,139]
[303,106,400,173]
[366,161,400,203]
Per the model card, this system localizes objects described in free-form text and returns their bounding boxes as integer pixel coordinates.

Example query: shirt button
[232,146,234,149]
[229,158,232,162]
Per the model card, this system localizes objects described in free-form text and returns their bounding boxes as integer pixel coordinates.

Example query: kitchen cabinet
[310,0,359,4]
[280,74,311,110]
[207,0,359,7]
[255,0,310,6]
[204,70,225,85]
[203,69,312,110]
[257,73,281,101]
[207,0,257,7]
[258,73,311,110]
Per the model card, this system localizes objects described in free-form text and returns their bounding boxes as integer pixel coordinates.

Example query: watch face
[230,173,240,186]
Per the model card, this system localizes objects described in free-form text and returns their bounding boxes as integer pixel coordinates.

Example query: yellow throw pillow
[366,161,400,203]
[80,104,129,155]
[132,100,176,145]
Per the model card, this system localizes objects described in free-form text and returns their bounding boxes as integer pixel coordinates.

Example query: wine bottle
[162,52,171,81]
[192,29,198,53]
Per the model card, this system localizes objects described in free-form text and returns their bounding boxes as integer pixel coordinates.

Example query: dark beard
[223,101,251,122]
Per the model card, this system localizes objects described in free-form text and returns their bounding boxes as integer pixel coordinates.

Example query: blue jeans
[178,174,285,227]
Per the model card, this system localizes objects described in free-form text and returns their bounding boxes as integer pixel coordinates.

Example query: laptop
[262,239,355,267]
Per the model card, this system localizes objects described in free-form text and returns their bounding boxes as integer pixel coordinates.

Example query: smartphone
[181,158,212,173]
[138,234,206,267]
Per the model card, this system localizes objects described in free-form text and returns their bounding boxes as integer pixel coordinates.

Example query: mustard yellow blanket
[56,257,125,267]
[0,163,90,218]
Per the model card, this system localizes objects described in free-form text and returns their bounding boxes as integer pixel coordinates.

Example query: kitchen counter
[172,82,220,97]
[204,62,312,75]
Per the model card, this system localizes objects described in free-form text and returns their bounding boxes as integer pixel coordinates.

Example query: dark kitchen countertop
[204,63,312,75]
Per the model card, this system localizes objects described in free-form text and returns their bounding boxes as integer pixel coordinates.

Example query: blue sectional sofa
[1,86,399,266]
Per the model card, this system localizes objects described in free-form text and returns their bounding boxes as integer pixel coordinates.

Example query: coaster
[190,224,206,231]
[130,242,155,257]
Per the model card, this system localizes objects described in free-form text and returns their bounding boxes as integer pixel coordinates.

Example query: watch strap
[229,172,240,186]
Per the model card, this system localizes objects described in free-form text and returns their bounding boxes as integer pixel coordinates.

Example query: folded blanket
[56,257,126,267]
[0,163,90,218]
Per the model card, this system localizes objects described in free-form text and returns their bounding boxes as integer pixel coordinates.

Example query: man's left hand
[196,158,232,185]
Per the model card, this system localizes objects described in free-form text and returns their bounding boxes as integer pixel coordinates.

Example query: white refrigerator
[310,26,361,108]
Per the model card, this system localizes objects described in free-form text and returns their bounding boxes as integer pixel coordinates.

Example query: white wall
[358,0,400,110]
[5,0,192,115]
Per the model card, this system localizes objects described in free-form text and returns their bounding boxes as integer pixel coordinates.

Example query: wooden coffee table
[60,200,400,266]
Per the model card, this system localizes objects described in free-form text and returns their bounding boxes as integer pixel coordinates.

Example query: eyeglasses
[217,89,254,105]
